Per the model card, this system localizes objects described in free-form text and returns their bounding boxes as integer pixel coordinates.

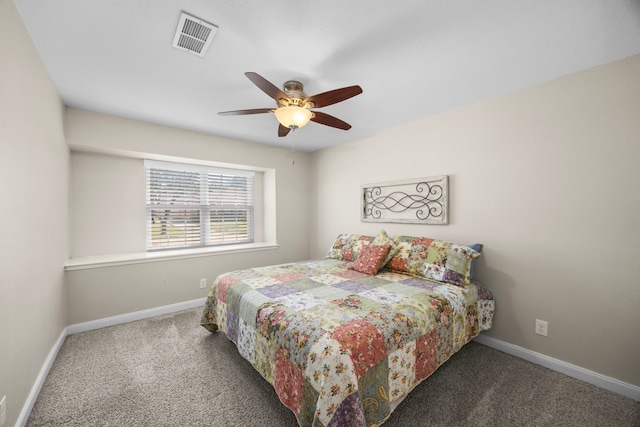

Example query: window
[145,160,254,250]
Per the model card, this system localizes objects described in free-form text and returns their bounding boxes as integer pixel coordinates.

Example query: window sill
[64,242,279,271]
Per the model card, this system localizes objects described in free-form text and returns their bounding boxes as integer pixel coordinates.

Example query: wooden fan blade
[310,111,352,130]
[218,108,274,116]
[305,85,363,108]
[245,72,289,102]
[278,124,291,137]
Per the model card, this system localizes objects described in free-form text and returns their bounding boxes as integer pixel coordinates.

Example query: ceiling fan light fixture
[218,73,362,136]
[274,106,313,129]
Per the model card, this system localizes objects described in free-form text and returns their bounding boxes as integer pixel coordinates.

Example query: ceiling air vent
[172,12,218,57]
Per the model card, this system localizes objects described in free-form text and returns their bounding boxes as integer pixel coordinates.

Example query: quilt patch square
[376,270,413,282]
[442,269,464,287]
[256,302,291,339]
[225,309,239,345]
[306,285,352,302]
[331,318,386,378]
[237,317,256,364]
[332,280,375,294]
[435,324,453,367]
[415,329,437,381]
[273,272,305,283]
[334,269,368,280]
[215,301,227,332]
[401,277,441,291]
[388,340,416,401]
[226,283,251,316]
[224,268,261,281]
[254,264,302,275]
[358,287,406,305]
[258,283,299,299]
[423,263,446,281]
[274,347,304,414]
[327,392,365,427]
[310,274,349,286]
[366,308,418,352]
[277,292,324,311]
[299,259,334,269]
[357,358,390,427]
[379,281,427,297]
[286,278,325,292]
[391,298,433,337]
[244,275,283,289]
[352,276,392,288]
[329,295,379,316]
[478,300,495,330]
[298,378,321,427]
[253,333,275,383]
[304,304,359,330]
[215,275,240,303]
[434,284,466,315]
[276,315,325,369]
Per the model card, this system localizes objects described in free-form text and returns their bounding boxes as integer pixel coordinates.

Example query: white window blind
[145,160,254,250]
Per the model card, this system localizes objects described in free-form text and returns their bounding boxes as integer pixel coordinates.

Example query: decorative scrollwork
[362,176,448,224]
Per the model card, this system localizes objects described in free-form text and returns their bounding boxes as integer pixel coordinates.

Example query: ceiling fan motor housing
[280,80,313,108]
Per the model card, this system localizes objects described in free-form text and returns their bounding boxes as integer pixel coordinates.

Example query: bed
[200,232,495,427]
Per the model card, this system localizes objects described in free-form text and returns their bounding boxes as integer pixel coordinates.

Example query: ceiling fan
[218,72,363,137]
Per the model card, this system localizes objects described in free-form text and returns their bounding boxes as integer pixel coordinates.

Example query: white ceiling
[15,0,640,152]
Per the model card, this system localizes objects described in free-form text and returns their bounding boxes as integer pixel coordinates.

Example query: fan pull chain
[290,127,296,165]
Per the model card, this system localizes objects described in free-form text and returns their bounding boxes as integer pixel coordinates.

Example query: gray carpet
[26,308,640,427]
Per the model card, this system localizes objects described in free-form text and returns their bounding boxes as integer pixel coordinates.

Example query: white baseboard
[16,327,67,427]
[473,334,640,402]
[67,297,207,335]
[17,298,207,427]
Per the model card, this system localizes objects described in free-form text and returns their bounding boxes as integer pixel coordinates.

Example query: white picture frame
[361,175,448,224]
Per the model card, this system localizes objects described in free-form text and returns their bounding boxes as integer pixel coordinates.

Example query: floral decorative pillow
[327,233,374,262]
[386,236,433,276]
[349,244,391,275]
[386,236,480,287]
[369,229,398,268]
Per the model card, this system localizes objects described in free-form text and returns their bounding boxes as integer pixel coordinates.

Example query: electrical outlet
[535,319,548,336]
[0,395,7,427]
[199,278,207,289]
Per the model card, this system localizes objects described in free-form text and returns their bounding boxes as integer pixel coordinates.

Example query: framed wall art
[361,175,448,224]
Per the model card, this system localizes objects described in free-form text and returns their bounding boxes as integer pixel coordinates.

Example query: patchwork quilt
[201,258,494,427]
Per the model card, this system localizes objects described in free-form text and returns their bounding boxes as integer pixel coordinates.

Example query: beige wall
[65,109,312,324]
[0,1,69,426]
[70,153,146,256]
[310,55,640,387]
